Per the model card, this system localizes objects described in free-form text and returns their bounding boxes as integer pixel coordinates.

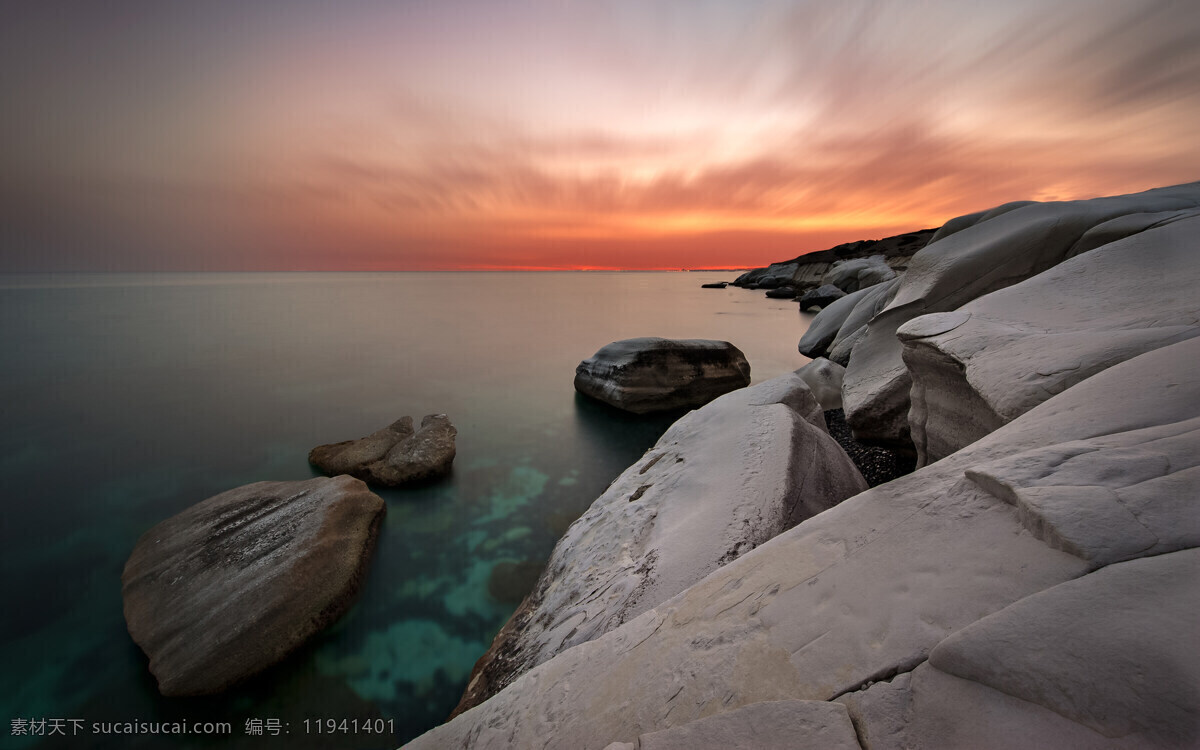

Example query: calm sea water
[0,272,812,748]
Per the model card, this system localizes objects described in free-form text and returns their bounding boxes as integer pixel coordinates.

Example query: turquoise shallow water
[0,272,811,748]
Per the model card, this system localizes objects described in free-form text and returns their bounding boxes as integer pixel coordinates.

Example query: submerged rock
[700,281,728,289]
[451,371,866,717]
[122,476,385,696]
[309,414,457,486]
[573,337,751,414]
[406,337,1200,749]
[764,286,798,299]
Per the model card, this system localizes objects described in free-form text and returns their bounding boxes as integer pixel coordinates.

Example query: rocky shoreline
[407,181,1200,749]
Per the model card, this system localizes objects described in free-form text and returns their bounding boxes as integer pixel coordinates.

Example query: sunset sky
[2,0,1198,271]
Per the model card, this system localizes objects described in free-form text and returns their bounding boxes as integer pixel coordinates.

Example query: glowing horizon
[2,0,1199,272]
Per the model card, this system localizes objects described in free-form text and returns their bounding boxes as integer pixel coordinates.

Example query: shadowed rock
[798,283,846,311]
[122,476,385,696]
[309,414,456,486]
[574,338,751,414]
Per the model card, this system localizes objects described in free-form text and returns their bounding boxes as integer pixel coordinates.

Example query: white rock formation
[821,254,896,293]
[797,285,874,358]
[903,208,1200,466]
[794,357,845,411]
[842,182,1200,452]
[608,700,861,750]
[843,549,1200,749]
[450,371,867,715]
[826,277,900,366]
[406,337,1200,749]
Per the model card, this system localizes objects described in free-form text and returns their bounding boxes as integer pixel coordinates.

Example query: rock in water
[452,371,866,716]
[573,338,751,413]
[309,414,456,486]
[122,476,385,696]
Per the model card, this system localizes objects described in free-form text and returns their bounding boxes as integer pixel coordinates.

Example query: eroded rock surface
[122,476,385,696]
[407,337,1200,749]
[451,371,866,717]
[794,357,844,411]
[822,254,896,293]
[573,338,751,414]
[309,414,457,486]
[798,283,846,311]
[620,700,861,750]
[903,208,1200,465]
[842,182,1200,452]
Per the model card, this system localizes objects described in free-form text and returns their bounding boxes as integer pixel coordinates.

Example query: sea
[0,271,814,748]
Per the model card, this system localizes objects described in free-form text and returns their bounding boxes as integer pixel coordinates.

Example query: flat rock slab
[309,414,456,487]
[630,700,860,750]
[574,337,751,414]
[122,476,385,696]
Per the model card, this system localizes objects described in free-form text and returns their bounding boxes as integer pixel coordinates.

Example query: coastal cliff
[408,182,1200,749]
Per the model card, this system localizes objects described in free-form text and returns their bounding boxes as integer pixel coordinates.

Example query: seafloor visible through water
[0,271,813,748]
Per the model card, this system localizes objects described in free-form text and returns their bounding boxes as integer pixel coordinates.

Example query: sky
[2,0,1199,271]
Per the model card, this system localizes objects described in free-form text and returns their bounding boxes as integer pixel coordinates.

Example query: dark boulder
[574,337,751,414]
[309,414,457,487]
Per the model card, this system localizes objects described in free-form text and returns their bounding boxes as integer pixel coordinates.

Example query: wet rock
[309,414,457,487]
[573,338,751,414]
[700,282,728,289]
[764,286,798,299]
[122,476,385,696]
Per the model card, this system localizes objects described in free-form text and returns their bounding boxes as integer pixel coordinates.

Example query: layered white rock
[794,357,845,411]
[609,700,861,750]
[826,277,900,366]
[821,254,896,293]
[842,182,1200,452]
[407,326,1200,749]
[843,550,1200,749]
[450,371,867,715]
[903,208,1200,466]
[797,285,874,358]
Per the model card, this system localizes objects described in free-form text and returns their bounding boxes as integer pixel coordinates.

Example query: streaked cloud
[2,0,1198,270]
